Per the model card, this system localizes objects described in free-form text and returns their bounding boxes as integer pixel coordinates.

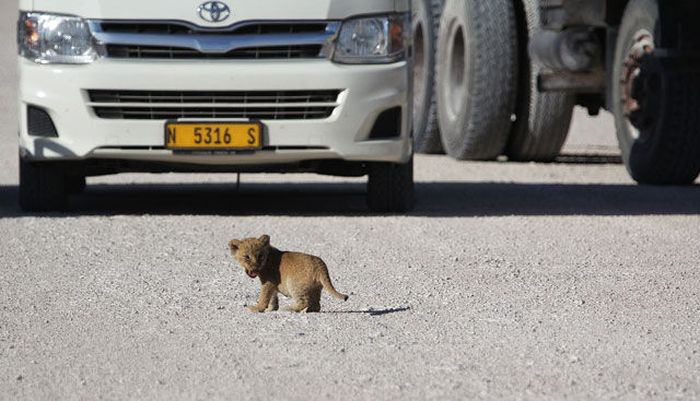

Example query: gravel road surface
[1,2,699,400]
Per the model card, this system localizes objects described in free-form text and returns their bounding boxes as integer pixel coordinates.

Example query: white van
[17,0,414,212]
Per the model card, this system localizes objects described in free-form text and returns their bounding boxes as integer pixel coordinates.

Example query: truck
[16,0,415,212]
[412,0,700,184]
[19,0,700,214]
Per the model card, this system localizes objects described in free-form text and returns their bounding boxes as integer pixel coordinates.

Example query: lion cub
[229,235,349,313]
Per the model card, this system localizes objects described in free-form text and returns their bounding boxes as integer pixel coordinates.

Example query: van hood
[29,0,409,25]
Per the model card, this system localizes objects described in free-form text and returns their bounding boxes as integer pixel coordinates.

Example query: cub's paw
[246,305,264,313]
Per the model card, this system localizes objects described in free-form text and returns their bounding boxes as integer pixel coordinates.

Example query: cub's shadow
[323,306,411,316]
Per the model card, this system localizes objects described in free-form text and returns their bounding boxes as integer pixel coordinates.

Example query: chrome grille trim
[87,89,343,120]
[98,21,330,35]
[104,44,323,60]
[93,107,336,120]
[89,20,340,59]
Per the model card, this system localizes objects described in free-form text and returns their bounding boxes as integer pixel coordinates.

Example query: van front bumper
[18,58,412,168]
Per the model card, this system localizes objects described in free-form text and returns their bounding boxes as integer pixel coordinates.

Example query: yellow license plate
[165,122,262,150]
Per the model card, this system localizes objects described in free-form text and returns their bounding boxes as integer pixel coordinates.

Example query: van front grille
[93,106,336,120]
[105,44,323,60]
[89,20,338,60]
[87,89,343,120]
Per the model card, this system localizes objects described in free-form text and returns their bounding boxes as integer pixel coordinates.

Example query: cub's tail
[319,265,349,301]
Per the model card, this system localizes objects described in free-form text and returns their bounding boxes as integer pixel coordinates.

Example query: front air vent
[368,107,403,139]
[87,89,343,121]
[27,106,59,137]
[88,90,341,104]
[92,106,336,120]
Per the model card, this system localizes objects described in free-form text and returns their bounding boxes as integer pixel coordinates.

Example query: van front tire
[367,157,415,213]
[19,158,69,212]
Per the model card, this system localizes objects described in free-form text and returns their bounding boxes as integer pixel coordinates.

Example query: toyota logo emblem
[198,1,231,23]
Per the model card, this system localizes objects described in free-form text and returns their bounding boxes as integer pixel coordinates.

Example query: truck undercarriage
[412,0,700,185]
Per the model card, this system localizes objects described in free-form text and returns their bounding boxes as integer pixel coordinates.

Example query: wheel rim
[620,29,655,141]
[412,20,427,117]
[445,21,466,121]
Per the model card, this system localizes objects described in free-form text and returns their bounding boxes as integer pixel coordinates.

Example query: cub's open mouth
[246,270,258,279]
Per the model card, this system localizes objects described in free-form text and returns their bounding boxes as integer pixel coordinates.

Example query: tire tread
[437,0,519,160]
[367,158,415,213]
[19,159,69,212]
[507,0,575,162]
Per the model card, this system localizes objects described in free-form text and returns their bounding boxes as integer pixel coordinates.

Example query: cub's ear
[259,234,270,246]
[229,239,241,253]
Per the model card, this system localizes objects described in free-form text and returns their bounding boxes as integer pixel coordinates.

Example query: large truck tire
[506,0,575,162]
[611,0,700,184]
[411,0,443,154]
[435,0,519,160]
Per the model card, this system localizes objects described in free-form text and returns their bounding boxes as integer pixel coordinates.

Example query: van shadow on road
[0,181,699,217]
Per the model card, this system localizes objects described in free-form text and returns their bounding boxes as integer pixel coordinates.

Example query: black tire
[367,157,415,213]
[412,0,443,154]
[506,0,575,162]
[66,174,86,195]
[19,158,69,212]
[435,0,519,160]
[611,0,700,184]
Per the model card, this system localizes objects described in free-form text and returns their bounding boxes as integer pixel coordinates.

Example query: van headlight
[18,12,99,65]
[333,14,409,64]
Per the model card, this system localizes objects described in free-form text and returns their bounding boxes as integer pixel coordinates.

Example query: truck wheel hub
[621,30,659,140]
